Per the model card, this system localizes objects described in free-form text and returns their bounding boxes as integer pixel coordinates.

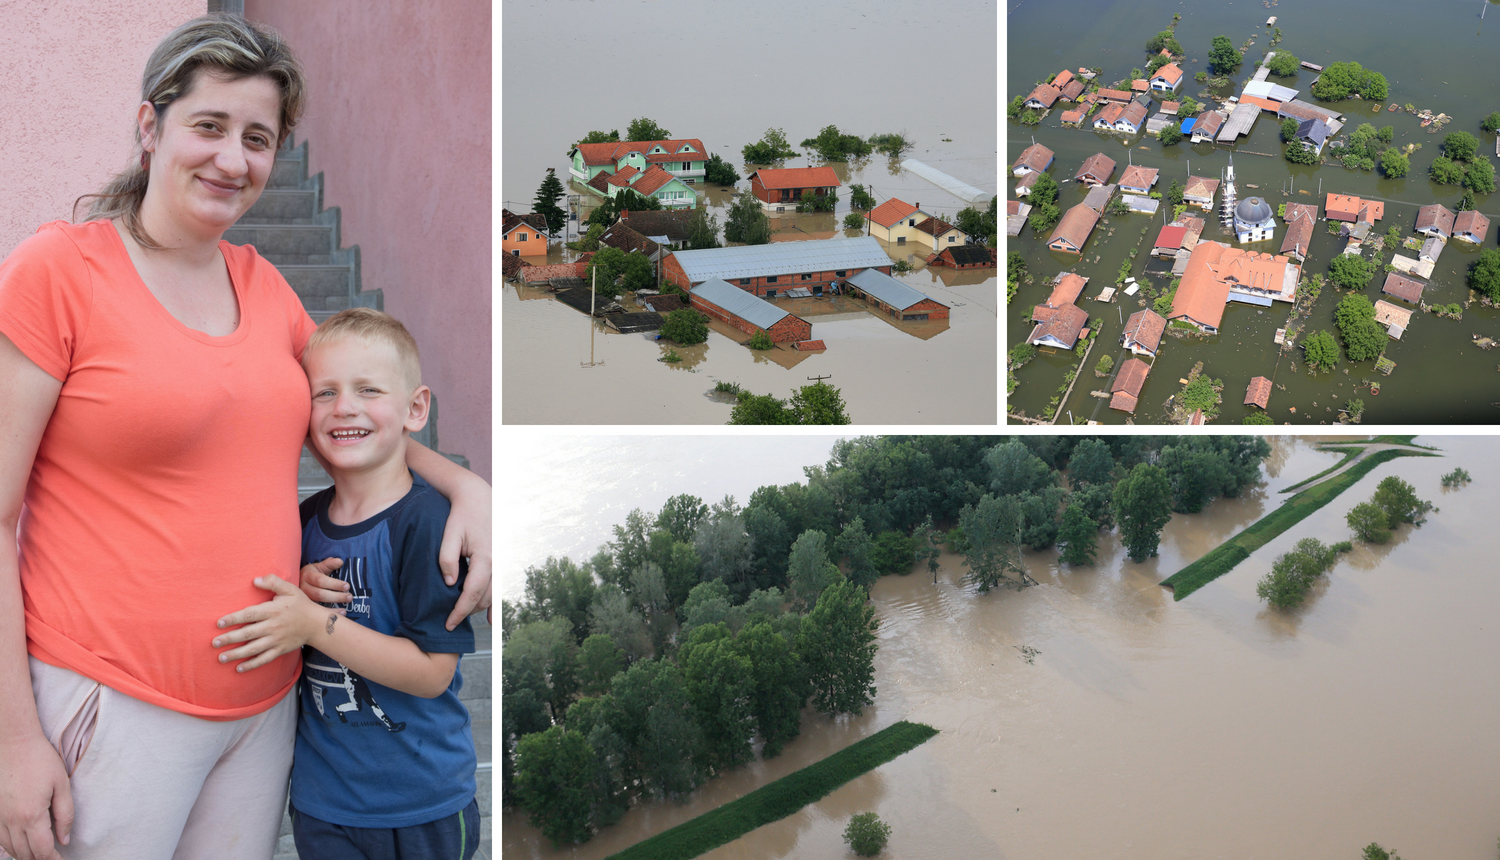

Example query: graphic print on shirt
[306,557,403,732]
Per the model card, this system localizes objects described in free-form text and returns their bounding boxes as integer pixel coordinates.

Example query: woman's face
[140,70,282,238]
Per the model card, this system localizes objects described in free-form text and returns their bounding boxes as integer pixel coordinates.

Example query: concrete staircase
[238,141,490,859]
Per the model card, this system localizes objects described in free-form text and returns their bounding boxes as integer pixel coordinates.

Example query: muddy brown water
[501,0,998,424]
[502,436,1500,858]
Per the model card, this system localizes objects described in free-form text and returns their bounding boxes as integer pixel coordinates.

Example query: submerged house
[1168,242,1300,334]
[1109,358,1150,413]
[1047,204,1101,255]
[748,166,842,212]
[1380,271,1425,305]
[866,198,931,246]
[1415,204,1457,239]
[569,138,708,187]
[1023,82,1063,110]
[1118,164,1160,195]
[1121,309,1166,357]
[844,269,950,321]
[1280,202,1318,262]
[1149,62,1184,92]
[1373,299,1413,340]
[1183,175,1221,210]
[1012,143,1055,177]
[586,164,698,208]
[1075,153,1117,186]
[661,235,891,295]
[1453,209,1490,244]
[502,208,550,257]
[1244,376,1272,410]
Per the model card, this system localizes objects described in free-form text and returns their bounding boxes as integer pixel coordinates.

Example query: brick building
[689,278,812,342]
[844,269,950,320]
[747,166,841,211]
[661,236,892,295]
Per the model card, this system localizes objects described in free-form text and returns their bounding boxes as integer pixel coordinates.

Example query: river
[501,435,1500,858]
[500,0,999,424]
[1007,0,1500,424]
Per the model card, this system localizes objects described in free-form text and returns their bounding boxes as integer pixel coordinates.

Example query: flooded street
[503,436,1500,858]
[1008,0,1500,423]
[501,0,998,424]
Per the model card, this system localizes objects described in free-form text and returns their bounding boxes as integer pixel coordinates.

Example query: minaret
[1220,156,1238,231]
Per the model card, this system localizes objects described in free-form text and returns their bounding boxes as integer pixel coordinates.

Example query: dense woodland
[502,435,1271,845]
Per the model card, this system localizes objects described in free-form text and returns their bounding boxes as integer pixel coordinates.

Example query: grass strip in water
[1280,445,1365,494]
[605,721,939,860]
[1373,434,1436,449]
[1163,448,1433,600]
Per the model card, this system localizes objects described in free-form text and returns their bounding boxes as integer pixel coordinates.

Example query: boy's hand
[300,557,350,607]
[213,576,319,672]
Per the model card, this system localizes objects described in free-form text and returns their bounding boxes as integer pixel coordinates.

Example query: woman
[0,15,490,860]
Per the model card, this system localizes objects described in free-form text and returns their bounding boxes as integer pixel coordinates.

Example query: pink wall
[245,1,492,481]
[0,1,204,256]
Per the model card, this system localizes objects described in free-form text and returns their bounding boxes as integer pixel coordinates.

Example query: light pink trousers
[21,657,295,860]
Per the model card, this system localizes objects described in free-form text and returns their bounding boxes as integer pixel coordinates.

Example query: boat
[1388,104,1398,112]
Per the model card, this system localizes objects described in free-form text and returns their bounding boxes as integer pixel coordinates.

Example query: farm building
[748,166,842,211]
[661,236,891,295]
[928,244,995,269]
[844,269,950,320]
[688,278,811,343]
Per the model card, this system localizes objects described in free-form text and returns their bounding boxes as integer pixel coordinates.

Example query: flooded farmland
[502,436,1500,858]
[1007,0,1500,424]
[501,0,998,424]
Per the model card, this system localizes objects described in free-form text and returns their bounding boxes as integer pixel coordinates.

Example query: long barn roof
[846,268,947,312]
[670,236,892,282]
[690,279,794,330]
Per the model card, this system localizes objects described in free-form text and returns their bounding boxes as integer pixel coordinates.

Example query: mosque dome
[1235,196,1273,224]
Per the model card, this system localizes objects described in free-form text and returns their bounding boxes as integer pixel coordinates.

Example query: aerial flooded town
[501,0,998,425]
[1007,0,1500,425]
[501,434,1500,860]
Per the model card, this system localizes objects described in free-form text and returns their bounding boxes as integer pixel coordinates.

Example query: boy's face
[304,337,429,477]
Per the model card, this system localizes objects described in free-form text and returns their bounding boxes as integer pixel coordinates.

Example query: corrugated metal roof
[671,236,892,282]
[1243,80,1298,102]
[690,278,793,330]
[846,269,946,312]
[899,159,992,204]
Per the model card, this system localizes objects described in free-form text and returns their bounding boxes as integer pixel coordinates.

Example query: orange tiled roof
[630,165,680,196]
[869,198,921,228]
[1244,376,1272,409]
[749,166,841,190]
[1154,63,1183,85]
[572,138,706,166]
[1119,165,1159,190]
[1046,272,1087,306]
[606,165,640,187]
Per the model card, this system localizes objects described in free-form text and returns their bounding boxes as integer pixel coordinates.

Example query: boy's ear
[404,385,431,434]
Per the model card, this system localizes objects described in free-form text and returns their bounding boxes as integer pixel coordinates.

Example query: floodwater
[1007,0,1500,424]
[502,435,1500,858]
[500,0,998,424]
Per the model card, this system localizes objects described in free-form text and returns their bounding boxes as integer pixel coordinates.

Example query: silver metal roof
[846,268,946,312]
[899,159,992,204]
[1243,80,1298,102]
[671,236,893,282]
[690,278,793,330]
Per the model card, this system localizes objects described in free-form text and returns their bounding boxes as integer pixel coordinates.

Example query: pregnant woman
[0,15,490,860]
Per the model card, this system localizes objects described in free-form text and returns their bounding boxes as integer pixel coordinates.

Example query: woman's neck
[133,188,226,265]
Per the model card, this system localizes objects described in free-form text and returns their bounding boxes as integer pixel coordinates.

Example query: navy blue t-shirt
[290,473,476,828]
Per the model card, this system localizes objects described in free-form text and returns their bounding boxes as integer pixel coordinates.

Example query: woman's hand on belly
[0,732,74,859]
[212,576,321,672]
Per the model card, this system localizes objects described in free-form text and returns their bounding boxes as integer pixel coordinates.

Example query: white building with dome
[1234,196,1276,244]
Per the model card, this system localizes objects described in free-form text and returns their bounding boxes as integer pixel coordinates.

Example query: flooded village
[501,0,998,424]
[501,435,1500,859]
[1008,0,1500,425]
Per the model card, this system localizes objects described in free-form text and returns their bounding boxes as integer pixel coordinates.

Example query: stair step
[243,189,318,222]
[270,151,306,188]
[277,263,355,309]
[223,224,335,259]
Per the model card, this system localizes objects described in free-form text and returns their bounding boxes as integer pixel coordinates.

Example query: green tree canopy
[1346,500,1392,544]
[1146,30,1183,55]
[1328,253,1374,291]
[956,197,999,246]
[625,117,671,141]
[1285,140,1319,165]
[1443,130,1479,161]
[728,391,793,425]
[576,129,620,145]
[1177,96,1201,117]
[1430,155,1466,185]
[1266,52,1300,76]
[586,188,662,229]
[514,726,597,846]
[836,515,878,589]
[679,623,757,771]
[703,152,739,186]
[1280,118,1300,142]
[1113,463,1173,562]
[796,580,879,716]
[1067,438,1116,489]
[1256,537,1338,609]
[533,170,567,236]
[1372,475,1432,526]
[787,529,839,611]
[789,381,852,425]
[1311,61,1387,101]
[736,620,806,757]
[742,127,798,163]
[724,189,772,245]
[660,307,709,345]
[1303,329,1340,371]
[1028,201,1061,234]
[577,633,625,697]
[1028,171,1059,207]
[958,493,1027,592]
[801,124,873,161]
[1464,157,1496,194]
[1159,125,1184,146]
[1483,112,1500,133]
[1468,247,1500,300]
[1056,503,1098,567]
[844,813,893,857]
[1243,412,1274,425]
[1334,293,1386,362]
[849,184,877,211]
[1379,147,1409,178]
[1208,35,1242,74]
[986,439,1054,497]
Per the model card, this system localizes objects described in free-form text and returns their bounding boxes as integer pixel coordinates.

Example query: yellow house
[867,198,930,247]
[913,216,967,251]
[503,209,550,257]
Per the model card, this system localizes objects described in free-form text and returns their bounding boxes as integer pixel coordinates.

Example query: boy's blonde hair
[306,308,422,391]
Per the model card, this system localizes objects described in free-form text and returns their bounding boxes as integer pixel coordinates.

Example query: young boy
[211,307,479,859]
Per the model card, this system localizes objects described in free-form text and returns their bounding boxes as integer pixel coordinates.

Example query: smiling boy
[211,307,479,859]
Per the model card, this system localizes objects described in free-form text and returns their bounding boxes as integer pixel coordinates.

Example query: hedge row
[1163,448,1431,599]
[606,721,939,860]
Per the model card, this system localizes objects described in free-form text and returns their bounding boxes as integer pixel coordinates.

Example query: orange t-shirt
[0,220,317,720]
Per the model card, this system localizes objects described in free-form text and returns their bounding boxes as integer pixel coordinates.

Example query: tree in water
[787,529,839,611]
[958,493,1030,592]
[532,169,567,236]
[724,189,772,245]
[1112,464,1173,562]
[625,116,670,141]
[796,580,879,716]
[837,515,878,589]
[1056,503,1098,567]
[513,725,596,846]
